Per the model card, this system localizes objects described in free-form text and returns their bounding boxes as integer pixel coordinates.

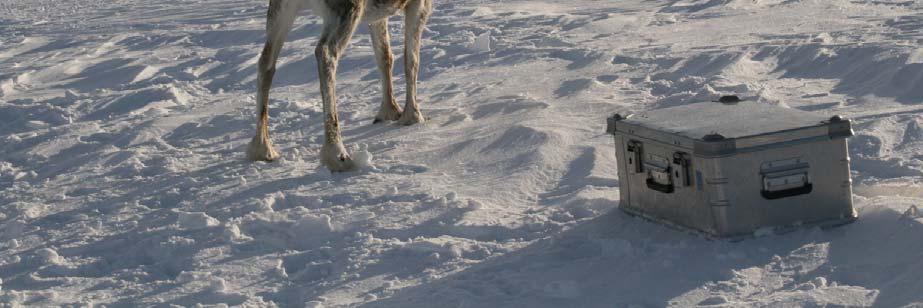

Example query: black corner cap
[826,115,853,138]
[718,95,741,104]
[702,133,726,141]
[606,114,623,134]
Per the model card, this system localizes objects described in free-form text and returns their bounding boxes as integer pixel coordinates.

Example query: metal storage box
[606,98,856,238]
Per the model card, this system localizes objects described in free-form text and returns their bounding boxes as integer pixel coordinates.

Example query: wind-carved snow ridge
[0,0,922,306]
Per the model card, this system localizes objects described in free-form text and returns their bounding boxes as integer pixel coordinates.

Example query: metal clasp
[672,152,691,187]
[627,140,644,173]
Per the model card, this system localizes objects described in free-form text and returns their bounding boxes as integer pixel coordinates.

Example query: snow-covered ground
[1,0,922,306]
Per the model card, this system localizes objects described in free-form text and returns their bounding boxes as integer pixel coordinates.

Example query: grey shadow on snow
[658,0,733,13]
[0,157,284,307]
[65,58,147,92]
[650,44,923,106]
[753,45,923,105]
[359,209,758,307]
[243,196,535,305]
[539,147,617,204]
[363,206,923,307]
[804,207,923,307]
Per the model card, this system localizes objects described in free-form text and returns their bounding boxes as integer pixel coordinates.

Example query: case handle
[760,158,812,200]
[644,157,674,194]
[646,178,675,193]
[640,151,692,194]
[761,183,813,200]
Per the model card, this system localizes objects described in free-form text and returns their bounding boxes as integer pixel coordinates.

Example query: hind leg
[248,0,301,161]
[397,0,433,126]
[316,1,364,171]
[370,19,402,124]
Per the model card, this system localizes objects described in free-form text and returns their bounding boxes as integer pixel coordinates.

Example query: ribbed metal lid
[607,99,852,156]
[623,100,829,140]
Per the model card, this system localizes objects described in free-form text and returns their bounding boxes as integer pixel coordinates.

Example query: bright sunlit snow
[1,0,922,306]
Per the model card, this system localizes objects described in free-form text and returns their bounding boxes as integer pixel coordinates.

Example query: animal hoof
[321,142,357,172]
[247,135,280,161]
[374,105,403,124]
[397,110,425,126]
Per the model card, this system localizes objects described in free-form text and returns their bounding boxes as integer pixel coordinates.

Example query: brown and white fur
[247,0,433,171]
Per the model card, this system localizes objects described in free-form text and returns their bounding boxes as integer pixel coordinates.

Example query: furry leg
[370,19,402,124]
[316,2,364,171]
[397,0,433,126]
[248,0,300,161]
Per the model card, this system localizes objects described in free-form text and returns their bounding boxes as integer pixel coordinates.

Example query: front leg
[248,0,301,161]
[316,2,364,171]
[397,0,433,126]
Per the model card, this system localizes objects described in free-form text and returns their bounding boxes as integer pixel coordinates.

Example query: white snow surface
[1,0,923,306]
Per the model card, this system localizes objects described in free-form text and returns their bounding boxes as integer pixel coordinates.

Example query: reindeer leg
[370,18,402,124]
[397,0,433,126]
[316,2,364,171]
[248,0,301,161]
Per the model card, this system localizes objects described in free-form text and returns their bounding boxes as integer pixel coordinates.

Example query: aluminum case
[606,98,856,239]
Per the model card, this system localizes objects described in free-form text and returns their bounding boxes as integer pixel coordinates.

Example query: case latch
[672,152,691,187]
[626,140,644,173]
[629,143,692,194]
[760,157,813,200]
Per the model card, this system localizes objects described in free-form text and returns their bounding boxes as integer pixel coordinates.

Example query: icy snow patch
[176,211,220,229]
[469,7,493,17]
[290,214,335,235]
[240,208,336,250]
[223,223,252,242]
[305,301,325,308]
[36,248,64,265]
[207,277,228,293]
[351,145,374,169]
[901,205,921,219]
[468,31,492,53]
